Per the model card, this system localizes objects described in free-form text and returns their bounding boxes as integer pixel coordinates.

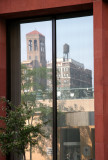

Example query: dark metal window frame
[6,10,93,160]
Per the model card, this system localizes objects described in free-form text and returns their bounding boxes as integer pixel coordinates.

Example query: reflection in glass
[56,16,95,160]
[20,21,52,160]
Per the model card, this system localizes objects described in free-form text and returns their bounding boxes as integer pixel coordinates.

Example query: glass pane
[56,16,94,160]
[20,21,52,160]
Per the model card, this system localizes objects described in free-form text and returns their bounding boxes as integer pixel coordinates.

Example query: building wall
[0,0,108,160]
[0,0,93,16]
[94,1,108,160]
[48,58,92,90]
[0,19,6,160]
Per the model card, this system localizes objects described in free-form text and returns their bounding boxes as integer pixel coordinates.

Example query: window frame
[6,10,93,160]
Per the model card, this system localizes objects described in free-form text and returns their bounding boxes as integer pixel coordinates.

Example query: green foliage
[21,64,52,100]
[0,98,47,158]
[0,64,53,160]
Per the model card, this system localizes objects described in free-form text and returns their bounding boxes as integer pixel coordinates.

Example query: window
[66,67,68,71]
[40,40,45,53]
[57,16,94,160]
[40,46,42,52]
[35,56,38,60]
[34,39,37,51]
[21,20,52,160]
[43,47,45,52]
[9,13,94,160]
[29,40,32,51]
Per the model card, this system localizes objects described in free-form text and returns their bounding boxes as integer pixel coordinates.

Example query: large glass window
[21,21,52,160]
[20,15,94,160]
[57,16,94,160]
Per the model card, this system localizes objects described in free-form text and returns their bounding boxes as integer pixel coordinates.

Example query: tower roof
[26,30,44,36]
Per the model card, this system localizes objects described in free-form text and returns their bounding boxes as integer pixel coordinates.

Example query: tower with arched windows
[26,30,46,67]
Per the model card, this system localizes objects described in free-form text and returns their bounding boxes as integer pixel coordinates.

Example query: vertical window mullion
[52,18,57,160]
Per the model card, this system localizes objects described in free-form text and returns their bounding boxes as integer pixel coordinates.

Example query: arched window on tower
[29,40,32,51]
[40,40,44,52]
[34,40,37,51]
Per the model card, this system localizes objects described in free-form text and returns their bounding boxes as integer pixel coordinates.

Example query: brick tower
[26,30,46,67]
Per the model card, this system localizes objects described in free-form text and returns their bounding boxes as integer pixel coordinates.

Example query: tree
[21,64,52,159]
[0,65,52,160]
[0,97,48,160]
[22,64,53,160]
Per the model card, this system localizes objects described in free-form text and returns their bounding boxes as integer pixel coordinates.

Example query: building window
[29,40,32,51]
[35,56,38,60]
[56,15,94,160]
[34,39,37,51]
[41,46,43,52]
[9,14,94,160]
[40,40,44,52]
[43,47,44,52]
[66,67,68,71]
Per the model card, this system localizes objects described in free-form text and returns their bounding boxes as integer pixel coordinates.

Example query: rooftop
[26,30,44,36]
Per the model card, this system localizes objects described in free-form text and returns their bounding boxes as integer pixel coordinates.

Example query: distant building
[47,58,92,90]
[26,30,46,67]
[21,30,47,91]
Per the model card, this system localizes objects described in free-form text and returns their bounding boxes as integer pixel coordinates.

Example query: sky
[20,15,93,75]
[56,16,93,71]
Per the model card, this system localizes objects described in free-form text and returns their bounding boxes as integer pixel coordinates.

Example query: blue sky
[56,16,93,71]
